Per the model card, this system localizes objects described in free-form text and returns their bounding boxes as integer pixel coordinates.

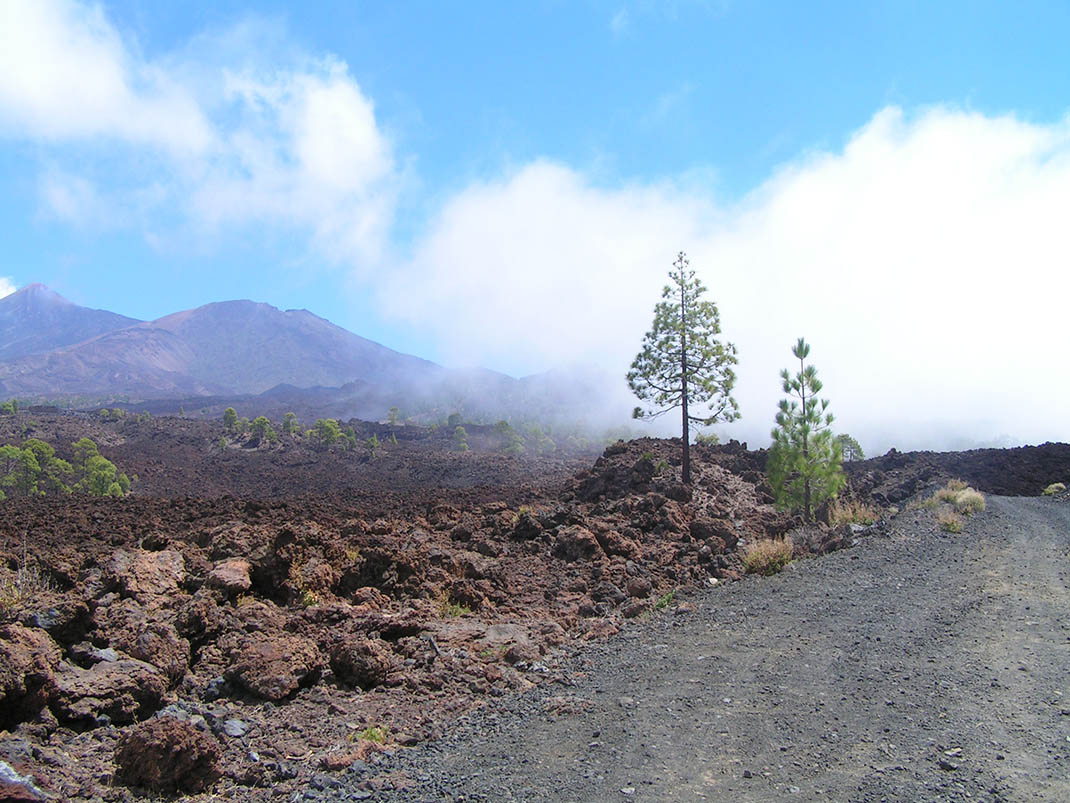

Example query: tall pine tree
[628,252,739,485]
[767,338,845,521]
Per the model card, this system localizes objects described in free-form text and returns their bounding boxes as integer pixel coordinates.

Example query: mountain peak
[0,284,139,361]
[9,283,72,306]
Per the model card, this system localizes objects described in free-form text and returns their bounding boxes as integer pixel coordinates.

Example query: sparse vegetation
[357,725,388,744]
[1043,482,1065,496]
[628,251,740,485]
[938,510,964,533]
[653,590,675,610]
[828,498,879,527]
[436,592,471,618]
[743,537,794,575]
[926,480,985,531]
[282,411,300,436]
[494,420,525,455]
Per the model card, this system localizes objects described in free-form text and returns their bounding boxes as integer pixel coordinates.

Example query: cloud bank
[395,107,1070,452]
[0,278,15,299]
[3,2,1069,452]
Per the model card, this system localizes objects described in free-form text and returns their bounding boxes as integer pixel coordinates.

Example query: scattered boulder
[206,558,252,594]
[690,518,738,550]
[552,526,603,562]
[0,625,61,730]
[52,658,168,725]
[329,639,395,690]
[107,550,185,602]
[625,576,652,599]
[114,716,222,793]
[225,635,322,701]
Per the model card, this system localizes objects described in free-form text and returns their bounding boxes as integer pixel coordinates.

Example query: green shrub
[1043,482,1066,496]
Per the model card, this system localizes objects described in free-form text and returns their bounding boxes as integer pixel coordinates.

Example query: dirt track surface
[346,496,1070,802]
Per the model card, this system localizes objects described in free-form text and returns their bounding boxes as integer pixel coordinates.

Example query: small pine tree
[767,338,845,521]
[387,407,400,426]
[834,433,865,462]
[222,407,238,432]
[282,412,299,436]
[453,426,470,452]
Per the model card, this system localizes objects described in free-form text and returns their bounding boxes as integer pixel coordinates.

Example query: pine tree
[767,338,845,521]
[627,251,739,485]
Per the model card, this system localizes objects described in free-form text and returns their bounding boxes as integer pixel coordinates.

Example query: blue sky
[2,1,1070,449]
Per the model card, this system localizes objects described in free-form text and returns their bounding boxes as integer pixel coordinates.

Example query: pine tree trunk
[680,269,691,486]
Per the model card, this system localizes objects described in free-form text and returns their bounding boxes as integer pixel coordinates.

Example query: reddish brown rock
[622,600,649,618]
[96,598,190,685]
[107,549,185,602]
[206,558,251,594]
[329,639,395,690]
[626,576,652,599]
[0,624,61,729]
[52,658,168,725]
[690,518,738,549]
[596,529,641,559]
[552,526,603,562]
[503,642,540,664]
[226,635,322,700]
[582,620,620,640]
[114,717,222,793]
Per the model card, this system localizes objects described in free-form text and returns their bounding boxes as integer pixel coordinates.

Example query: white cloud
[0,277,15,298]
[0,0,394,265]
[610,9,630,35]
[388,107,1070,452]
[0,0,213,153]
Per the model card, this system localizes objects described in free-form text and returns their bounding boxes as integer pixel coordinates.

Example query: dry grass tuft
[1043,482,1066,496]
[938,510,964,533]
[0,563,56,612]
[828,498,880,527]
[743,537,794,576]
[954,488,986,515]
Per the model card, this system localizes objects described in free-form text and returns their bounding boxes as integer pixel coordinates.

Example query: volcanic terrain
[0,411,1067,801]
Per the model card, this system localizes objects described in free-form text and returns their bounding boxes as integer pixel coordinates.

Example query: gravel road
[324,496,1070,802]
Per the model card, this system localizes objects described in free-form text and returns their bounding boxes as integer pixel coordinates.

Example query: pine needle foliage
[767,338,845,521]
[628,252,739,484]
